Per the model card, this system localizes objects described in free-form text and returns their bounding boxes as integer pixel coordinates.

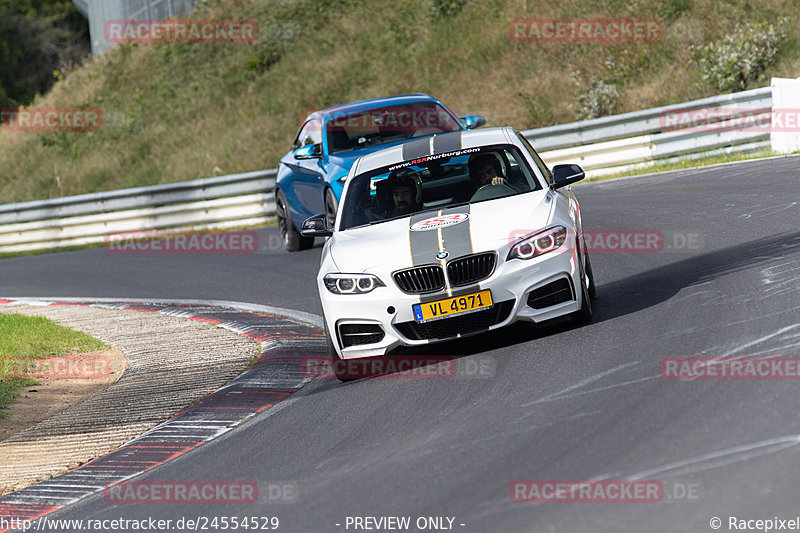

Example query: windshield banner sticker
[389,147,480,171]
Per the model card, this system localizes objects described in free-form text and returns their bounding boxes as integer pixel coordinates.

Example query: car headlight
[507,226,567,260]
[323,274,385,294]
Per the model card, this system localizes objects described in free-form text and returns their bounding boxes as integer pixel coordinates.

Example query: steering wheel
[470,183,516,202]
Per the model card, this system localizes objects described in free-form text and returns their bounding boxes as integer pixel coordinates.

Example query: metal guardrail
[0,170,276,252]
[526,86,773,176]
[0,86,783,253]
[523,87,772,150]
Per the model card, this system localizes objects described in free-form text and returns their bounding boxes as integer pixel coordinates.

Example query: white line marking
[521,362,640,407]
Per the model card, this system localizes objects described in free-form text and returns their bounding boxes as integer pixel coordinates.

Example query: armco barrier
[0,170,275,252]
[526,86,774,176]
[523,87,772,151]
[1,80,796,253]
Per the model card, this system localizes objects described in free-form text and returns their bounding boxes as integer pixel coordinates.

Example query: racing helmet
[386,168,423,205]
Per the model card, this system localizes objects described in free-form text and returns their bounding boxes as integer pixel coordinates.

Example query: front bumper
[320,247,583,358]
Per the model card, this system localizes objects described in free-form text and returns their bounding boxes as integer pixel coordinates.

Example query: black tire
[585,247,597,300]
[324,188,338,228]
[275,189,313,252]
[573,243,593,324]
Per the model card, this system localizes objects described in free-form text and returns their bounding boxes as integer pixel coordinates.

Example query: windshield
[339,144,544,231]
[325,102,463,154]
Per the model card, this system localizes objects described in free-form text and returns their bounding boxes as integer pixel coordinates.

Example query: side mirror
[294,143,322,159]
[552,164,585,189]
[459,115,486,130]
[301,213,333,237]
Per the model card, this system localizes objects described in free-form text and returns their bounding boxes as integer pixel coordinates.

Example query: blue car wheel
[324,188,338,228]
[276,188,314,252]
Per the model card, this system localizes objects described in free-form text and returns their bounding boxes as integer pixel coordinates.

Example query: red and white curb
[0,298,325,531]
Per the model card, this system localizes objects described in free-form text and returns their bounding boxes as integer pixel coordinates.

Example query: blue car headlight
[507,226,567,261]
[324,273,385,294]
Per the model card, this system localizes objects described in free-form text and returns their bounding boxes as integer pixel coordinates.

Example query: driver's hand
[491,177,507,186]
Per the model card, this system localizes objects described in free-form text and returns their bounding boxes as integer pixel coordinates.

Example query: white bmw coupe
[301,127,596,376]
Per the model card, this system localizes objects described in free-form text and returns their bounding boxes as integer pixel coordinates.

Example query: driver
[386,168,422,216]
[467,153,523,196]
[468,153,507,187]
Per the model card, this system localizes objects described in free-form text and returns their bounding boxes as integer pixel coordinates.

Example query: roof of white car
[352,126,518,175]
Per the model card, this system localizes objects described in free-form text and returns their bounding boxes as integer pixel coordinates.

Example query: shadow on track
[591,230,800,325]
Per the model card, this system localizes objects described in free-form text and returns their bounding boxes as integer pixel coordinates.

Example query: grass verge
[591,148,782,181]
[0,313,108,421]
[0,242,107,260]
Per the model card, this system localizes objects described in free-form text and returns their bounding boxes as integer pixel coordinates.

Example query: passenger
[386,168,422,216]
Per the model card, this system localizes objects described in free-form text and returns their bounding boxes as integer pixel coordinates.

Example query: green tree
[0,0,90,107]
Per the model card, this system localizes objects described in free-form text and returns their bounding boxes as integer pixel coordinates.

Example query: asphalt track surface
[2,155,799,532]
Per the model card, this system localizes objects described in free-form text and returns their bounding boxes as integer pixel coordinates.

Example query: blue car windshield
[339,145,543,231]
[326,102,462,154]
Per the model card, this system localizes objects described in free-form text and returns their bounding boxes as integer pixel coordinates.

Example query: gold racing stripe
[435,209,453,297]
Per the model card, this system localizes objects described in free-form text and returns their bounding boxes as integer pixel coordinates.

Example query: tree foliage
[692,19,789,93]
[0,0,90,107]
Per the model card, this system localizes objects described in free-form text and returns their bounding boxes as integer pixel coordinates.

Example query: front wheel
[585,248,597,300]
[572,248,593,324]
[275,189,313,252]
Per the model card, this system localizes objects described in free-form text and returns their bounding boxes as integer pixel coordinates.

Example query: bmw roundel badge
[436,251,449,260]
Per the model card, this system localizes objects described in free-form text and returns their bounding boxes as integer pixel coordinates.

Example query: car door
[287,119,326,218]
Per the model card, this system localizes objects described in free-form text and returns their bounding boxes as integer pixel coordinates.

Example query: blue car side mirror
[460,115,486,129]
[295,143,322,159]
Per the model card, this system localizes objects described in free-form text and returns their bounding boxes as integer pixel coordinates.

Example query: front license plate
[413,290,493,323]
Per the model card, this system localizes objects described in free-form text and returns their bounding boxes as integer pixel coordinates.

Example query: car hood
[328,190,555,273]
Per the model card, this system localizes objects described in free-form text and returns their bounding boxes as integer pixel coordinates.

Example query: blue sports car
[275,94,485,251]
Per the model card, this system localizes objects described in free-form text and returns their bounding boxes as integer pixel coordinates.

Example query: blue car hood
[325,136,452,182]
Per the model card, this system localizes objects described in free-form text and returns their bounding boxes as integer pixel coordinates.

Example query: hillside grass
[0,0,797,204]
